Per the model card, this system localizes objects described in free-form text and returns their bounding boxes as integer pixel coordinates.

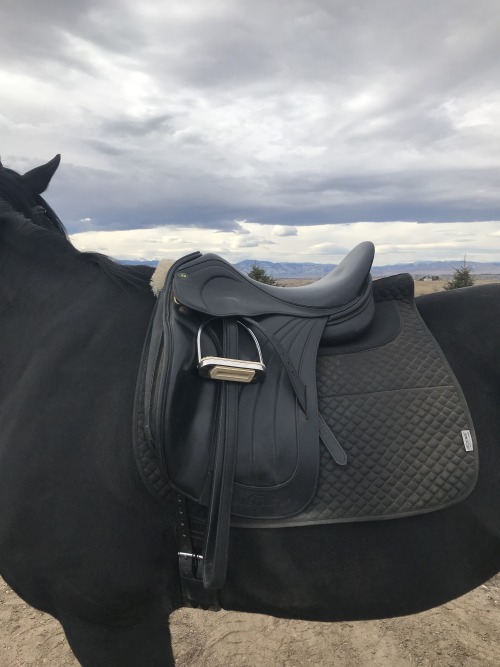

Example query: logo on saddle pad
[236,494,292,510]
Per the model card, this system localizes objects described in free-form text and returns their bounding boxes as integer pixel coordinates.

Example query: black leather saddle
[138,242,375,590]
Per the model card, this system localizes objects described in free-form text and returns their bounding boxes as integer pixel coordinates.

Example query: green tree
[444,258,475,290]
[248,263,277,285]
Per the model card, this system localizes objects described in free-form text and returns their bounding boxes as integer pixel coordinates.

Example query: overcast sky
[1,0,500,265]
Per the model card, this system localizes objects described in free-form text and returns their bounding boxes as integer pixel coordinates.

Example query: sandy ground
[1,574,500,666]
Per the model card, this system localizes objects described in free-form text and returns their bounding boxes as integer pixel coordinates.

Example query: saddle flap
[156,301,325,519]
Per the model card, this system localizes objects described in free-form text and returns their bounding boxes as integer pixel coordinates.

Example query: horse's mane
[0,164,152,288]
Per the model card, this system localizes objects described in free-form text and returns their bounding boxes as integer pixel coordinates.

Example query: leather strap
[202,319,240,589]
[243,316,308,414]
[176,495,221,610]
[319,414,348,465]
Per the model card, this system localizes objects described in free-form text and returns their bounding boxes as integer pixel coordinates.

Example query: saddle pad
[226,273,478,527]
[134,273,478,527]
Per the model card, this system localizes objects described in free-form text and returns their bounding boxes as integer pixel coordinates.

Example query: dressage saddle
[139,242,375,592]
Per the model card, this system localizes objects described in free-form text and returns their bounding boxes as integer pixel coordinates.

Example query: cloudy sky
[1,0,500,265]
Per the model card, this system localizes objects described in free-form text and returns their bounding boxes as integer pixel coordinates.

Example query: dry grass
[279,277,500,296]
[413,278,500,296]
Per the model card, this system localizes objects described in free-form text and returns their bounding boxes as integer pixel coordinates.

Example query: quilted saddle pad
[226,273,478,528]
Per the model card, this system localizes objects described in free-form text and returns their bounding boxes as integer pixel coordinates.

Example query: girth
[138,243,375,590]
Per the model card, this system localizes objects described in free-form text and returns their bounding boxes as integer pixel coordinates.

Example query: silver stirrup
[197,319,266,383]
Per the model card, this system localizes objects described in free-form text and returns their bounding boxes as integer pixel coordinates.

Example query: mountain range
[236,259,500,279]
[121,258,500,278]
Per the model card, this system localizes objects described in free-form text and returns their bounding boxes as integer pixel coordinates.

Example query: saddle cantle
[139,242,375,590]
[134,242,477,606]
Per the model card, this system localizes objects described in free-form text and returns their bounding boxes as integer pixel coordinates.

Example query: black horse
[0,156,499,667]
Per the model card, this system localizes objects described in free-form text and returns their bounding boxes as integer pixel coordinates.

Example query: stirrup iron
[197,319,266,383]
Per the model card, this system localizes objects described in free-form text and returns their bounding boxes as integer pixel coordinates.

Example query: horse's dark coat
[0,157,499,666]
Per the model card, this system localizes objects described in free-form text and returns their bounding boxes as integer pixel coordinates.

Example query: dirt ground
[1,574,500,666]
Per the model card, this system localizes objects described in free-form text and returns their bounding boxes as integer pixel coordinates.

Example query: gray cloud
[40,158,500,234]
[1,0,500,236]
[273,226,298,237]
[84,140,129,157]
[312,243,350,255]
[100,114,174,139]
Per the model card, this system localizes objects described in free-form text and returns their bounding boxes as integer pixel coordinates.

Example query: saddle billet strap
[202,319,240,589]
[176,495,220,610]
[318,414,348,466]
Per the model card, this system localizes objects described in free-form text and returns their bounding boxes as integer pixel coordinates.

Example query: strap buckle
[197,319,266,383]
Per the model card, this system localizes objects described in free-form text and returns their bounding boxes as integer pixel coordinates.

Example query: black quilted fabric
[133,356,175,506]
[232,278,477,527]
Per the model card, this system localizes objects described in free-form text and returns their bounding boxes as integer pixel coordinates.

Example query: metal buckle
[197,319,266,383]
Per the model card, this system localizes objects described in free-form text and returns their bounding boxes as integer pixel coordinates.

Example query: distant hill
[119,258,500,278]
[234,260,338,279]
[120,259,158,267]
[235,259,500,279]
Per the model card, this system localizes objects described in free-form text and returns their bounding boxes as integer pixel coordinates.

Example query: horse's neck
[0,233,155,347]
[1,243,93,323]
[0,231,158,503]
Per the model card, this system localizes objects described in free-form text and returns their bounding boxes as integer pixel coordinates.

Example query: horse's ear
[22,154,61,195]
